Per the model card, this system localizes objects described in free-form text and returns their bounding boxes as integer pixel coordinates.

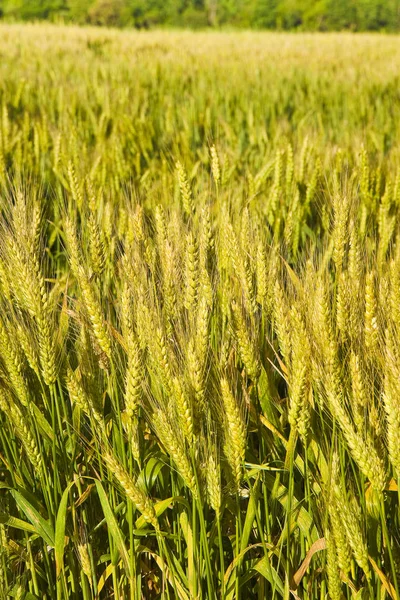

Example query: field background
[1,23,400,600]
[0,0,399,30]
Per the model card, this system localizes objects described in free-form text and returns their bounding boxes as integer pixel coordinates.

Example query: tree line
[0,0,399,30]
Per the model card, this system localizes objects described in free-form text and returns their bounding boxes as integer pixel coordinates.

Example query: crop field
[2,24,400,600]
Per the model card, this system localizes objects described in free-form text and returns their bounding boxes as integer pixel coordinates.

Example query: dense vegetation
[2,24,400,600]
[0,0,399,29]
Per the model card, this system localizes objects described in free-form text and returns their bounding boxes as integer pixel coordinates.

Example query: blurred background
[0,0,399,30]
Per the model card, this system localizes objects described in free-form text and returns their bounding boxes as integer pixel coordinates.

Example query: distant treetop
[0,0,399,30]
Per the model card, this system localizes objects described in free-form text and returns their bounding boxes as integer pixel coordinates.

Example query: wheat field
[1,24,400,600]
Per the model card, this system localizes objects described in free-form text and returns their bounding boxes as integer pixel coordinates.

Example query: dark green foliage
[1,0,400,30]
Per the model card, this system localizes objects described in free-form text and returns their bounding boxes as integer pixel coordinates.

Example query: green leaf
[240,480,258,554]
[55,482,74,578]
[136,455,165,491]
[254,556,285,596]
[0,513,37,534]
[90,501,124,534]
[225,543,283,598]
[97,561,118,595]
[8,587,40,599]
[30,404,55,443]
[95,480,130,572]
[10,490,54,547]
[263,473,317,540]
[258,366,279,423]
